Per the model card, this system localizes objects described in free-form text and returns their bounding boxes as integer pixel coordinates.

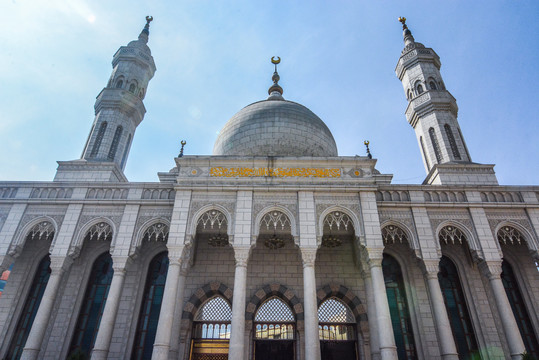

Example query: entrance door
[320,341,357,360]
[254,340,294,360]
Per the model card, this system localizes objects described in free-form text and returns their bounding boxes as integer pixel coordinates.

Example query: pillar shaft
[480,261,525,360]
[422,261,458,360]
[301,247,321,360]
[169,269,188,358]
[364,272,381,360]
[369,258,398,360]
[91,258,129,360]
[152,248,184,360]
[229,247,250,360]
[21,257,71,360]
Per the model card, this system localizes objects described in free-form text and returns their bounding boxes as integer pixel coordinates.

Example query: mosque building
[0,16,537,360]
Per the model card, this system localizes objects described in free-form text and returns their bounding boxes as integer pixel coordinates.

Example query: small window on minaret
[115,80,123,89]
[139,88,144,99]
[417,84,424,94]
[129,83,136,93]
[429,81,437,90]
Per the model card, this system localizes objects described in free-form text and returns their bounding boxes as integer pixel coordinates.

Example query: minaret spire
[55,16,157,182]
[268,56,284,100]
[398,16,415,46]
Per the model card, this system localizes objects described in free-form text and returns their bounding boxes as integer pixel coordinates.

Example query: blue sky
[1,1,538,185]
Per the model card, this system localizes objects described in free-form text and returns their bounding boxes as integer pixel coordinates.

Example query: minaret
[395,17,497,185]
[55,17,156,182]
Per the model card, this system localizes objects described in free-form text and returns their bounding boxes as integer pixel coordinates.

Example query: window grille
[323,211,353,232]
[318,298,355,323]
[84,222,113,242]
[193,297,232,340]
[420,136,431,171]
[382,225,408,245]
[255,297,295,322]
[120,134,132,169]
[497,226,525,245]
[260,211,291,232]
[438,226,466,245]
[27,221,55,241]
[429,128,442,164]
[90,122,107,158]
[107,125,123,160]
[142,223,169,242]
[444,124,461,160]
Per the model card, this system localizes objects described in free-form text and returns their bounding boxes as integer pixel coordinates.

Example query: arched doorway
[318,297,358,360]
[253,297,296,360]
[189,296,231,360]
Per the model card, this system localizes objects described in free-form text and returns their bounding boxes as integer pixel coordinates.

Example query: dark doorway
[254,340,294,360]
[320,341,357,360]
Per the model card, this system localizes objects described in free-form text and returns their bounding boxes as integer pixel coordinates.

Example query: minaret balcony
[405,90,458,128]
[94,88,146,126]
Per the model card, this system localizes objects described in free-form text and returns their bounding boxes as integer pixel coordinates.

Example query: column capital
[359,246,384,268]
[233,246,252,267]
[111,255,132,273]
[300,246,317,268]
[478,260,503,280]
[50,255,73,274]
[167,244,186,266]
[420,258,440,279]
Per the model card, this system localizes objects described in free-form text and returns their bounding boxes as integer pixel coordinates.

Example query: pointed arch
[436,220,479,252]
[380,220,418,251]
[132,218,171,253]
[182,282,233,321]
[253,205,298,240]
[107,125,123,160]
[72,217,116,254]
[246,283,303,322]
[316,284,366,324]
[12,216,58,253]
[318,205,361,239]
[90,121,107,158]
[495,221,538,252]
[188,204,233,241]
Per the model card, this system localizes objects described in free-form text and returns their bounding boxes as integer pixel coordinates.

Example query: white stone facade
[0,18,538,360]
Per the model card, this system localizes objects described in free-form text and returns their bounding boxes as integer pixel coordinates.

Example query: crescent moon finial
[271,56,281,65]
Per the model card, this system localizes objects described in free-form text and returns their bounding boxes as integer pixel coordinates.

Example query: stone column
[301,246,321,360]
[479,261,526,360]
[152,246,185,360]
[21,255,73,360]
[169,263,189,359]
[90,256,130,360]
[362,269,381,360]
[421,260,458,360]
[229,246,251,360]
[366,250,398,360]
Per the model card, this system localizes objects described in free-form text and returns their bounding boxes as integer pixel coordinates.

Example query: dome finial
[268,56,284,99]
[138,16,153,44]
[398,16,415,46]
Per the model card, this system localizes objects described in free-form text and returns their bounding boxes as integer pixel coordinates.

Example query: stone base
[423,163,498,186]
[54,160,128,182]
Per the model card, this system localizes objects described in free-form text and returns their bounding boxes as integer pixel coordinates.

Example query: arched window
[501,260,539,358]
[191,296,232,358]
[318,297,357,359]
[90,122,107,158]
[382,254,417,360]
[420,136,431,171]
[429,80,437,90]
[6,256,51,359]
[132,252,169,360]
[429,128,442,164]
[129,83,136,93]
[68,253,113,358]
[107,125,123,160]
[115,79,123,89]
[417,84,424,94]
[444,124,461,160]
[120,134,132,169]
[254,297,295,360]
[438,256,479,359]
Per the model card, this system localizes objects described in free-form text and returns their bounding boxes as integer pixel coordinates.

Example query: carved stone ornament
[478,260,503,280]
[234,246,251,267]
[300,247,317,267]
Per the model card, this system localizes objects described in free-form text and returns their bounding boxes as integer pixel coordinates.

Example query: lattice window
[255,297,295,322]
[142,223,169,242]
[195,297,232,322]
[197,210,227,231]
[318,298,355,323]
[260,211,291,231]
[444,124,461,160]
[90,122,107,158]
[27,221,55,241]
[382,225,408,245]
[497,226,525,245]
[84,222,113,242]
[107,125,123,160]
[429,127,442,164]
[439,226,466,245]
[323,211,353,232]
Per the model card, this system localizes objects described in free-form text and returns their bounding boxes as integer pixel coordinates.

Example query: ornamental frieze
[209,167,341,178]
